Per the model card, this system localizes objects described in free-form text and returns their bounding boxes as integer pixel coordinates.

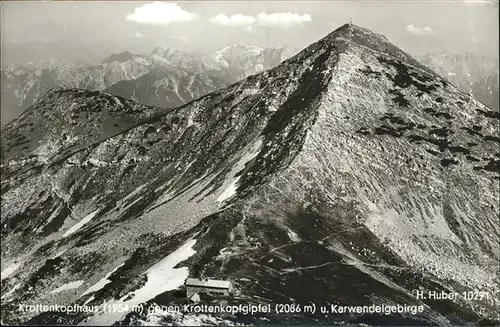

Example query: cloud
[405,24,435,36]
[256,13,312,27]
[126,2,198,25]
[209,12,312,28]
[134,32,145,38]
[243,25,257,34]
[209,13,256,26]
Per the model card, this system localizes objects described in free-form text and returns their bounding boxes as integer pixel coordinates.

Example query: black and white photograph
[0,0,499,326]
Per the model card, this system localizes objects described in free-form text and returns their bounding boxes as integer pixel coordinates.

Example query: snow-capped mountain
[102,46,298,108]
[2,24,498,326]
[419,53,499,110]
[212,44,265,68]
[210,45,298,83]
[144,44,298,84]
[146,48,219,74]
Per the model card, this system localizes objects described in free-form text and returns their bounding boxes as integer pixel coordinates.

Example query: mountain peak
[1,88,164,166]
[150,47,189,57]
[314,23,435,75]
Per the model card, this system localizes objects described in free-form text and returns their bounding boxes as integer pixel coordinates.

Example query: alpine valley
[1,24,499,326]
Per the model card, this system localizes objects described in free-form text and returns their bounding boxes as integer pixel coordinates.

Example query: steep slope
[419,53,499,110]
[1,24,499,326]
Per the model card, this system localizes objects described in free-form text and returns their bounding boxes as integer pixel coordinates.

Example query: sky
[1,0,498,66]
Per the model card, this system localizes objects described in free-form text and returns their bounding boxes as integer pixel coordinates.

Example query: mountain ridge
[1,45,298,125]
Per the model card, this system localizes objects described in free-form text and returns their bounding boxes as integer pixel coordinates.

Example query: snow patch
[1,283,21,300]
[240,88,260,97]
[81,263,124,296]
[83,295,95,306]
[137,311,241,326]
[83,238,197,325]
[1,262,21,280]
[62,209,99,237]
[215,137,263,204]
[113,96,123,106]
[212,51,229,67]
[287,229,301,243]
[117,183,148,207]
[54,248,68,259]
[267,104,279,113]
[39,204,66,232]
[88,158,108,167]
[216,177,240,203]
[50,280,85,294]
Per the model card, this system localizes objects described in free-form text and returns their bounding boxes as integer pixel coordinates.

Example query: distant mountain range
[104,68,226,109]
[418,53,499,110]
[1,58,151,125]
[1,45,298,125]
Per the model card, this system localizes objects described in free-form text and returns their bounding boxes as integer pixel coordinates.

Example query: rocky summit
[1,24,499,326]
